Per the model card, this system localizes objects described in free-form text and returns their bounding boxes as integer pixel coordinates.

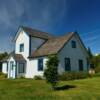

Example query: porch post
[15,62,18,78]
[7,62,10,78]
[13,65,16,79]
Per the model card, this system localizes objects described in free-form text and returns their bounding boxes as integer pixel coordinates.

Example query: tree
[87,47,94,68]
[44,55,59,90]
[0,52,8,61]
[88,47,93,59]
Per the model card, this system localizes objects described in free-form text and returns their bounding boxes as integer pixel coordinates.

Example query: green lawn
[0,77,100,100]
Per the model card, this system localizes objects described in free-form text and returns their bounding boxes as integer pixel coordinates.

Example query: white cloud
[0,0,25,28]
[37,0,69,27]
[0,0,69,29]
[0,0,69,52]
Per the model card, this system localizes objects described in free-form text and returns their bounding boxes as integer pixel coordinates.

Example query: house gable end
[14,27,24,42]
[15,28,30,58]
[58,33,89,58]
[74,33,89,57]
[58,34,89,72]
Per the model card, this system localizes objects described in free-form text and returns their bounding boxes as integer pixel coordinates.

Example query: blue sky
[0,0,100,54]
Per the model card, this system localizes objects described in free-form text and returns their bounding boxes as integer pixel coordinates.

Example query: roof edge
[57,32,75,53]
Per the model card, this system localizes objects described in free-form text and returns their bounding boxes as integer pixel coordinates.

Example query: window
[71,41,76,48]
[20,43,24,52]
[10,61,14,70]
[78,60,83,71]
[0,63,2,71]
[38,58,43,71]
[65,58,71,71]
[7,62,8,72]
[18,63,25,73]
[87,58,89,70]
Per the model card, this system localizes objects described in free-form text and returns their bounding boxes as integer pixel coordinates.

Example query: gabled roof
[14,26,54,41]
[12,54,26,62]
[13,26,88,58]
[22,26,54,39]
[30,32,75,58]
[1,52,26,62]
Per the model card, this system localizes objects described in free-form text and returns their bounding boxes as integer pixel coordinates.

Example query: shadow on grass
[55,85,76,91]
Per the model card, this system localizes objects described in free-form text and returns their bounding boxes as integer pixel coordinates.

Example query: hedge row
[59,72,89,81]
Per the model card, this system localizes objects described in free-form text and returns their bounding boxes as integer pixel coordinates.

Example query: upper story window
[20,43,24,52]
[38,58,43,71]
[71,40,76,48]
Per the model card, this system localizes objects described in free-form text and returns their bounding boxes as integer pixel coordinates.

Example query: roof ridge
[21,26,47,33]
[21,26,54,39]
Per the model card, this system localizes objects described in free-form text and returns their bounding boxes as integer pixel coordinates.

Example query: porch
[7,54,26,79]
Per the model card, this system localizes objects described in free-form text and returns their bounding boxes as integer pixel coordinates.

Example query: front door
[10,61,15,78]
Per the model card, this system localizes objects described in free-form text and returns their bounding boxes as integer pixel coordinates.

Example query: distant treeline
[88,47,100,72]
[0,52,8,61]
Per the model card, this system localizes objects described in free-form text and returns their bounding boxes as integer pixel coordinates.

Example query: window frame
[10,61,14,70]
[78,59,83,71]
[64,58,71,71]
[38,58,43,71]
[6,62,8,72]
[19,43,24,52]
[71,40,76,48]
[18,63,25,73]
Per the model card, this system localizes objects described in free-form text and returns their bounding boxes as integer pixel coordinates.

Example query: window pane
[20,44,24,52]
[38,58,43,71]
[79,60,83,71]
[7,63,8,72]
[19,63,25,73]
[10,61,14,70]
[87,58,89,70]
[72,41,76,48]
[65,58,71,71]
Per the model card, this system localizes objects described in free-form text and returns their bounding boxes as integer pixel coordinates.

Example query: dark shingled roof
[30,32,75,58]
[22,26,54,39]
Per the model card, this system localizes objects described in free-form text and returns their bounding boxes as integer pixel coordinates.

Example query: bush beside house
[59,72,89,81]
[0,72,7,79]
[44,55,59,90]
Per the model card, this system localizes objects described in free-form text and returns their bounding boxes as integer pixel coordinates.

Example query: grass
[0,77,100,100]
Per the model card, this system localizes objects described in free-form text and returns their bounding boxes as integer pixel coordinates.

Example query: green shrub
[0,72,7,78]
[34,75,43,80]
[18,76,25,79]
[93,73,100,77]
[95,66,100,73]
[44,55,59,90]
[59,72,89,81]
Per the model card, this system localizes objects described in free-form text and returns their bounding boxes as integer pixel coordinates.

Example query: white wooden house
[2,26,90,78]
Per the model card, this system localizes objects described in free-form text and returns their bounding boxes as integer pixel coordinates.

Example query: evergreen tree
[44,55,59,90]
[88,47,93,59]
[0,52,8,61]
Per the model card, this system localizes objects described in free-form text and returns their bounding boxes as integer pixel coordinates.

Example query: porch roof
[1,54,26,62]
[13,54,26,62]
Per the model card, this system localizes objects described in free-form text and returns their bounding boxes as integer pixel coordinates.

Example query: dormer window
[71,40,76,48]
[20,43,24,52]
